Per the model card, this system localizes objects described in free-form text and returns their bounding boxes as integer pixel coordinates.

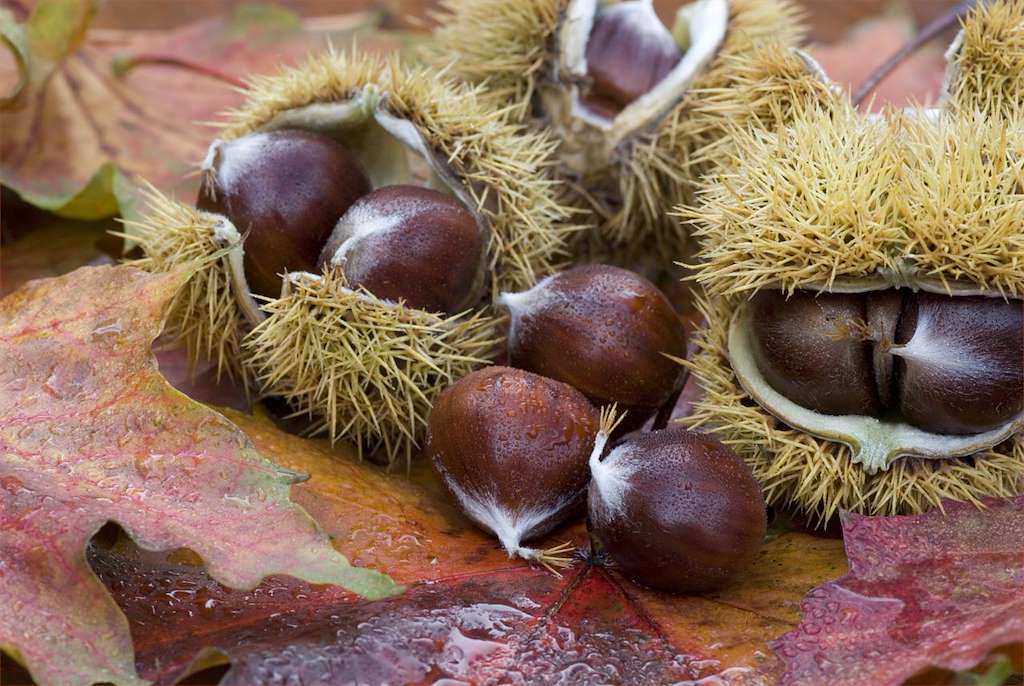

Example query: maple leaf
[0,0,387,222]
[0,264,396,686]
[76,408,848,686]
[773,496,1024,686]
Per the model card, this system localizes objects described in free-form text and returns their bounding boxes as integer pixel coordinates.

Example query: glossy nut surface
[318,185,482,314]
[427,366,600,542]
[749,290,879,417]
[584,0,682,113]
[588,428,766,594]
[197,129,371,298]
[502,264,687,425]
[895,292,1024,435]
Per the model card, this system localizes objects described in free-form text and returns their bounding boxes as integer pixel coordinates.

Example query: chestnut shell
[317,185,483,314]
[749,290,879,416]
[504,264,687,426]
[427,366,600,545]
[588,428,767,594]
[895,292,1024,435]
[197,129,371,298]
[584,1,683,112]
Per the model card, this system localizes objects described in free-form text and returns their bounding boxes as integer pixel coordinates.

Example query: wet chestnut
[584,0,683,113]
[317,185,483,314]
[894,292,1024,435]
[748,288,1024,436]
[749,290,879,417]
[427,366,600,565]
[197,129,371,298]
[588,425,767,594]
[497,264,687,427]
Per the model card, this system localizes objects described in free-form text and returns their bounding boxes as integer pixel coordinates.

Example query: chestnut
[197,129,371,298]
[749,289,879,417]
[317,185,483,314]
[894,292,1024,435]
[588,424,767,594]
[497,264,687,428]
[748,288,1024,436]
[584,0,683,113]
[427,366,600,567]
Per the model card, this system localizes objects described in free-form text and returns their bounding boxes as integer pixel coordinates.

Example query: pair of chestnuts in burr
[429,265,766,594]
[197,128,482,312]
[750,289,1024,435]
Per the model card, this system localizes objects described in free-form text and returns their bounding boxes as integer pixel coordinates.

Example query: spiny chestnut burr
[588,414,767,594]
[197,129,371,298]
[584,0,683,114]
[427,366,600,569]
[317,185,483,314]
[749,289,1024,435]
[497,264,687,428]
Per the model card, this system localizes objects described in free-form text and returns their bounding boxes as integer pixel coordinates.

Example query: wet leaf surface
[774,497,1024,686]
[88,409,848,686]
[0,264,394,686]
[0,0,401,220]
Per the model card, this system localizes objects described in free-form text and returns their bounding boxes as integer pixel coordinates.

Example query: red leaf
[0,265,395,686]
[773,496,1024,686]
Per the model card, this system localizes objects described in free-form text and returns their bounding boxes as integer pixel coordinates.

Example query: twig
[852,0,977,107]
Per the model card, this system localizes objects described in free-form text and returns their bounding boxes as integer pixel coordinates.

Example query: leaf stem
[112,53,247,89]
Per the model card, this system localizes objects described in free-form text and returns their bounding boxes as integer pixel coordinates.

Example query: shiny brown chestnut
[588,425,767,594]
[584,0,683,113]
[197,129,371,298]
[894,292,1024,435]
[497,264,687,428]
[427,366,600,566]
[749,289,879,417]
[748,288,1024,435]
[317,185,483,314]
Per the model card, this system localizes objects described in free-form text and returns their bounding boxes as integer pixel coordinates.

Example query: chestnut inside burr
[582,1,684,117]
[749,288,1024,435]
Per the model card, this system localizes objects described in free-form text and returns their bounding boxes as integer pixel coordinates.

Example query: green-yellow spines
[687,107,1024,299]
[433,0,809,261]
[677,1,1024,522]
[685,295,1024,523]
[943,0,1024,120]
[221,50,574,293]
[130,50,576,467]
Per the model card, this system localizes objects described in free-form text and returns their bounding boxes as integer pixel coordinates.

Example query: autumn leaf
[0,0,390,222]
[773,496,1024,686]
[59,405,844,686]
[0,264,396,686]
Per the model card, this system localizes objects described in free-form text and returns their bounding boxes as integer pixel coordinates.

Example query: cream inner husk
[546,0,728,165]
[199,86,489,320]
[728,284,1024,474]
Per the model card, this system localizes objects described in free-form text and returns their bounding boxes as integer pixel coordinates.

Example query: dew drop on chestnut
[427,366,599,559]
[498,264,687,428]
[749,289,880,416]
[894,292,1024,434]
[588,428,766,594]
[584,0,683,113]
[197,129,371,298]
[317,185,483,314]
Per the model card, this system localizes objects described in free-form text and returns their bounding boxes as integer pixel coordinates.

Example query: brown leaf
[807,17,948,110]
[0,264,395,686]
[87,409,848,686]
[0,0,391,220]
[773,496,1024,686]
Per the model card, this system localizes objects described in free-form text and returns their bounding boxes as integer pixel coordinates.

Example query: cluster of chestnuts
[428,264,768,593]
[749,289,1024,435]
[198,128,483,312]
